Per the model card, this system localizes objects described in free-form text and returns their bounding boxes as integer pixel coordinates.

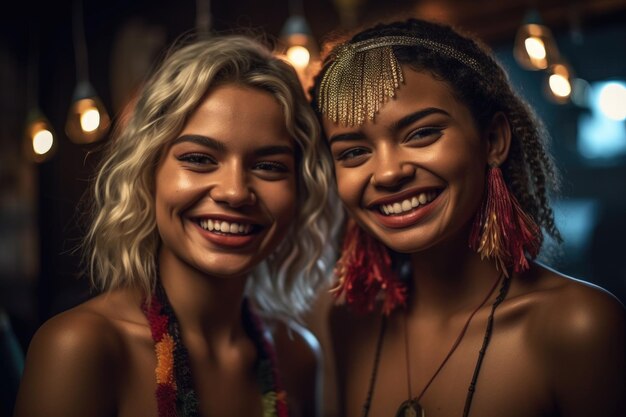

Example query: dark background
[1,1,625,413]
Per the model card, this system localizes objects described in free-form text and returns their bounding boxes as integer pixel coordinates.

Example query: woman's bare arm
[534,282,625,417]
[13,310,124,417]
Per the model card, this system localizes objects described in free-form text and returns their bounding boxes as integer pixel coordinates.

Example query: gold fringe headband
[318,36,483,126]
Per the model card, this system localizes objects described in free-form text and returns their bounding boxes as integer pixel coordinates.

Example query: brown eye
[254,161,288,173]
[337,147,369,161]
[406,127,443,145]
[177,153,217,167]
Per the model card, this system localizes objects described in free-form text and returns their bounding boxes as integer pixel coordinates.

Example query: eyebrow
[328,107,450,146]
[327,131,365,146]
[172,134,226,151]
[171,134,294,156]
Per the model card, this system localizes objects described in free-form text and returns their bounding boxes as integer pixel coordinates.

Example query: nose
[209,161,256,207]
[370,150,416,189]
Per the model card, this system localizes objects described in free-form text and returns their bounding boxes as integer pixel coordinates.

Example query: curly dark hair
[310,18,562,250]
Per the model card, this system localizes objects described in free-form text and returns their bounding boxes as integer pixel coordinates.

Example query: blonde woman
[15,34,336,417]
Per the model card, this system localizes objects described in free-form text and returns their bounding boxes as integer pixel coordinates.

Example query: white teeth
[199,219,252,235]
[378,191,438,215]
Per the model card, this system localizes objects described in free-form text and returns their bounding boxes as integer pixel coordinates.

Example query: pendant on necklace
[395,398,425,417]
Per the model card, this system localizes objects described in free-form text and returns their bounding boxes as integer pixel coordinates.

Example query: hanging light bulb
[545,62,574,104]
[24,109,57,163]
[65,0,110,144]
[66,80,110,144]
[514,9,560,70]
[286,42,311,70]
[280,14,317,71]
[24,19,55,163]
[277,0,319,94]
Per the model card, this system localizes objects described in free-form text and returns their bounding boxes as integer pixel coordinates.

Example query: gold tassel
[319,42,404,126]
[318,36,483,127]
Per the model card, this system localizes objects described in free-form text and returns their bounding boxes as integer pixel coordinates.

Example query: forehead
[181,83,291,145]
[187,83,284,128]
[322,67,471,135]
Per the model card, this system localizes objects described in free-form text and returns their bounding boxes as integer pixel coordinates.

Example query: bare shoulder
[14,288,144,417]
[33,290,135,352]
[26,287,146,359]
[515,263,625,416]
[518,263,625,347]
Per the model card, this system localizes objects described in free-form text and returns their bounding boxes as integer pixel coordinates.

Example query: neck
[407,234,501,315]
[158,247,249,344]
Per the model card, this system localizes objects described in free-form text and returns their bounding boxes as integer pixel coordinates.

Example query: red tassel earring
[470,165,541,276]
[332,220,407,315]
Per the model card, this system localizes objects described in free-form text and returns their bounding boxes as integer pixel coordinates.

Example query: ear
[485,112,512,166]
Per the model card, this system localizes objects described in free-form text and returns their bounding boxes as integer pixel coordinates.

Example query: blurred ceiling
[4,0,626,54]
[403,0,626,45]
[2,0,625,117]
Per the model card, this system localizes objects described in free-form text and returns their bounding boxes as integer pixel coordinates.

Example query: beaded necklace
[142,281,289,417]
[362,274,510,417]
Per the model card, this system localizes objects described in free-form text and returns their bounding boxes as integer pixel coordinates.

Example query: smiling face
[155,83,297,279]
[324,68,491,254]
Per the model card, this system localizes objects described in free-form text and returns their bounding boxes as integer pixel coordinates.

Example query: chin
[187,252,261,279]
[380,236,436,254]
[198,264,256,279]
[358,208,471,256]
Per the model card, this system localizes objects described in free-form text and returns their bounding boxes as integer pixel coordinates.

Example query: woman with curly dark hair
[311,18,625,417]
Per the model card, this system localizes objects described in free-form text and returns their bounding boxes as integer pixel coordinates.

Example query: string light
[545,62,574,104]
[24,110,57,163]
[65,0,110,144]
[23,21,55,163]
[513,9,560,71]
[286,43,311,70]
[66,81,110,144]
[277,0,318,93]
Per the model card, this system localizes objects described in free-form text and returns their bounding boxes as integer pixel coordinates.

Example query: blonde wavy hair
[84,35,340,319]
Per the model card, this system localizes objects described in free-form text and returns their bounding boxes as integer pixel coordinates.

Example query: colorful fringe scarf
[142,283,289,417]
